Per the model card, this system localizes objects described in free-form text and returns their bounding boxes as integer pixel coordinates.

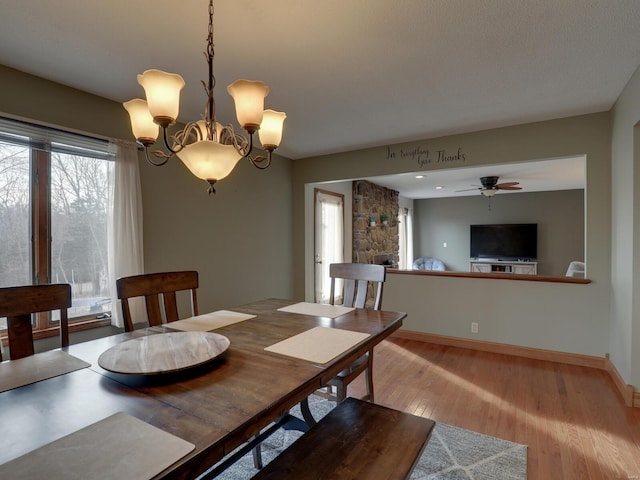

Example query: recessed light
[435,186,444,190]
[415,175,424,179]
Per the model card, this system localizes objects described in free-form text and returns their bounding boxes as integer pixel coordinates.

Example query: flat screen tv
[470,223,537,261]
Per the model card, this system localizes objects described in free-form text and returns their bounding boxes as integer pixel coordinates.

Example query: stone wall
[352,180,399,265]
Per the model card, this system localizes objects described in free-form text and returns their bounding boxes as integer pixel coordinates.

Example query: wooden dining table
[0,298,405,479]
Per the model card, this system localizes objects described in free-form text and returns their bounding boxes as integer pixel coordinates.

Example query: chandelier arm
[161,127,181,154]
[242,129,255,158]
[181,122,205,144]
[220,124,251,156]
[159,123,202,154]
[141,144,170,166]
[242,134,272,169]
[248,150,272,170]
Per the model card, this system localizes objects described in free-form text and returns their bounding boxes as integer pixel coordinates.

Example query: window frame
[314,188,345,304]
[0,119,114,344]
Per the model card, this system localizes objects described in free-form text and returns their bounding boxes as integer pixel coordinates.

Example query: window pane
[315,192,344,304]
[0,141,31,329]
[0,141,31,287]
[50,152,112,319]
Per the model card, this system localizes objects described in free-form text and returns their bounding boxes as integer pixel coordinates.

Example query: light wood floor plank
[346,338,640,479]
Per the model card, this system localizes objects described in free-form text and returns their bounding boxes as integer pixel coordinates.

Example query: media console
[469,259,537,275]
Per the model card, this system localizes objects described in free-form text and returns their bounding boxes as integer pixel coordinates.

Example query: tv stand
[469,259,537,275]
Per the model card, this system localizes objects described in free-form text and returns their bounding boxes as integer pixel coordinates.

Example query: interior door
[314,189,344,303]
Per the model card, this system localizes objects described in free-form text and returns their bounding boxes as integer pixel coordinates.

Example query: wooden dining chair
[0,284,72,361]
[254,262,388,468]
[116,271,199,332]
[325,262,386,403]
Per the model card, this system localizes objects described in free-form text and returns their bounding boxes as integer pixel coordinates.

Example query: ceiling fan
[458,176,522,197]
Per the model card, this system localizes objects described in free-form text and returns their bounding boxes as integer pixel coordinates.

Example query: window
[314,189,344,303]
[0,117,114,338]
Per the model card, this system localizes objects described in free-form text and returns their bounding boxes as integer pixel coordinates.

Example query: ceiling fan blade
[495,181,520,187]
[455,187,481,192]
[497,185,522,190]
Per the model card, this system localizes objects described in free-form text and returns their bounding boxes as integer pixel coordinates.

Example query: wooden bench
[252,397,435,480]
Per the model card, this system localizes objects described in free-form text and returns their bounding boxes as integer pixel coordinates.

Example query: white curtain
[406,208,414,268]
[107,141,144,328]
[399,210,406,269]
[315,191,344,303]
[398,208,414,269]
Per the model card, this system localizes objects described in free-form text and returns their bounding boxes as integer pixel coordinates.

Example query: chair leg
[252,438,263,469]
[336,379,347,402]
[365,352,374,403]
[365,366,374,403]
[300,397,317,427]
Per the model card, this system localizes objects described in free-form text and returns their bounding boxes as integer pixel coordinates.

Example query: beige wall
[293,113,613,364]
[140,149,294,314]
[384,272,606,355]
[0,65,131,140]
[0,65,296,315]
[413,189,585,276]
[611,61,640,387]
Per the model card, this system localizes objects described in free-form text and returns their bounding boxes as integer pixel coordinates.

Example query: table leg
[300,397,317,427]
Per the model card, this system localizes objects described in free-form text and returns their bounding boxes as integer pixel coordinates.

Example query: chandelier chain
[203,0,216,141]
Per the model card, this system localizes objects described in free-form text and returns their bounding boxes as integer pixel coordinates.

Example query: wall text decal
[386,146,466,168]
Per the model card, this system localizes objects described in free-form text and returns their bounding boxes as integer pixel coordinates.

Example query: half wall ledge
[387,268,591,284]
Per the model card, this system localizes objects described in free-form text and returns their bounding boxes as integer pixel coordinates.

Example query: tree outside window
[0,130,113,335]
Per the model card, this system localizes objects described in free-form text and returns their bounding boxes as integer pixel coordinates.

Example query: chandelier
[123,0,286,194]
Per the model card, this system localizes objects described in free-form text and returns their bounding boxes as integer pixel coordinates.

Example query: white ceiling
[360,156,586,199]
[0,1,639,196]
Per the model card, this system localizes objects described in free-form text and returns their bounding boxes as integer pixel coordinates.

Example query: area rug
[208,395,527,479]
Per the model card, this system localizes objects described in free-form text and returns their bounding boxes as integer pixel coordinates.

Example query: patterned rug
[208,395,527,479]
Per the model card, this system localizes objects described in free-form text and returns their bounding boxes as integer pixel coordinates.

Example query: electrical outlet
[471,322,479,333]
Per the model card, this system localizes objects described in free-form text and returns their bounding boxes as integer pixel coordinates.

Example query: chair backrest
[329,263,386,310]
[116,271,199,332]
[565,261,585,278]
[0,284,71,361]
[412,257,445,271]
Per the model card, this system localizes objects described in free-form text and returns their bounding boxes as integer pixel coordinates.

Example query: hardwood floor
[348,337,640,479]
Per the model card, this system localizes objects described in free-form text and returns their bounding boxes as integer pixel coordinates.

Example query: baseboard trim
[391,329,637,408]
[604,354,635,407]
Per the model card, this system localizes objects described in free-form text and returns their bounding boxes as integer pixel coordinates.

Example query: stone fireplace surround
[352,180,399,266]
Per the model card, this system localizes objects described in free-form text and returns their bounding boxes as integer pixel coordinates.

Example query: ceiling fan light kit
[479,176,522,193]
[454,175,523,210]
[457,176,523,196]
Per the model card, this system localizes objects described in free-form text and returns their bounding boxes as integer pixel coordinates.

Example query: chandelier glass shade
[227,80,270,130]
[177,141,242,182]
[259,110,288,148]
[123,0,286,194]
[122,99,159,144]
[137,70,185,128]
